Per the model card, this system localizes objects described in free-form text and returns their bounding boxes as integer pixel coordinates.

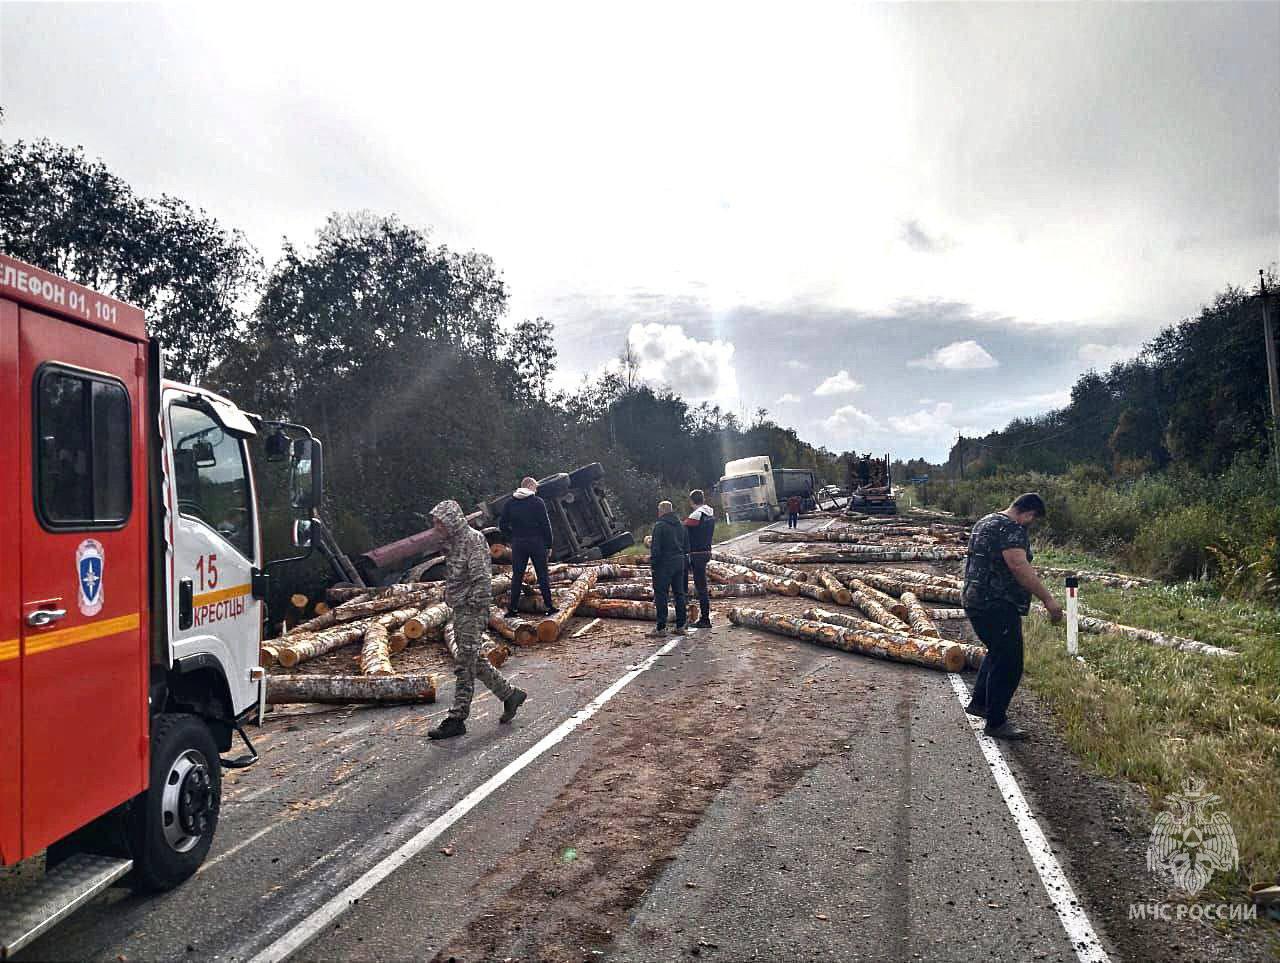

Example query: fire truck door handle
[26,608,67,627]
[179,578,194,630]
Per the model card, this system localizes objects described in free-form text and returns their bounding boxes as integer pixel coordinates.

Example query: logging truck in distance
[0,254,322,957]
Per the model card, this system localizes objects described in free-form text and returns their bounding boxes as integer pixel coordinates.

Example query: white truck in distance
[717,457,818,522]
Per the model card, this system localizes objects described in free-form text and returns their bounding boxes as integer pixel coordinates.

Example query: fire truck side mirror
[289,438,323,512]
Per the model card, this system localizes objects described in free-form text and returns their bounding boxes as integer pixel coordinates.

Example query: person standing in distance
[786,493,802,529]
[428,500,527,740]
[501,476,557,617]
[648,500,690,637]
[961,492,1063,741]
[683,489,716,629]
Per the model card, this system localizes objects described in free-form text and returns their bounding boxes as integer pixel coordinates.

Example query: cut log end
[290,593,309,609]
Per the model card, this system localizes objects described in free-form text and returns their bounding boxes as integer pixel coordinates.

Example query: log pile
[709,550,809,582]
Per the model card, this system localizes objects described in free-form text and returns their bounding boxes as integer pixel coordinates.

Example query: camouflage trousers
[448,604,514,721]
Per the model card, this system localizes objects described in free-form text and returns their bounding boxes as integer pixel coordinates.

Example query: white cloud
[967,390,1070,420]
[908,340,999,371]
[813,369,864,396]
[785,360,808,370]
[616,322,739,405]
[774,392,801,404]
[1078,343,1140,368]
[889,402,955,435]
[821,405,881,434]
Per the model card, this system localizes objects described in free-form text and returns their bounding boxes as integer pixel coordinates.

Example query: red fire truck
[0,255,320,956]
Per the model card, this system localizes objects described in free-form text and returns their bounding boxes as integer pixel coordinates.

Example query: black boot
[428,716,467,740]
[500,688,528,724]
[964,702,987,718]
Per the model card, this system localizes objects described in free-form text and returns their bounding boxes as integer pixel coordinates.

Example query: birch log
[928,608,969,620]
[900,591,941,638]
[848,579,909,618]
[388,631,409,654]
[1075,615,1238,658]
[882,567,964,589]
[765,548,965,564]
[855,571,963,605]
[536,570,599,643]
[588,582,768,601]
[710,550,809,582]
[277,606,419,668]
[335,590,436,622]
[847,580,912,633]
[801,607,889,634]
[489,608,537,647]
[265,672,438,705]
[287,592,373,636]
[443,620,511,668]
[577,598,703,624]
[728,607,965,672]
[360,621,394,675]
[403,602,452,640]
[705,561,800,596]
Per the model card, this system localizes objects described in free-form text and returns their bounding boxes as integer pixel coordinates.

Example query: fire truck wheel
[127,713,222,892]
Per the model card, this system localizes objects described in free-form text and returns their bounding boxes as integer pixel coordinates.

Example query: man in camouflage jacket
[427,499,527,740]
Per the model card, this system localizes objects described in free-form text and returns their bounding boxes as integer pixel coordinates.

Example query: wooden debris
[360,621,394,676]
[265,672,437,705]
[728,607,965,673]
[443,620,511,668]
[536,570,599,643]
[489,607,538,647]
[572,617,603,638]
[900,591,941,638]
[709,550,809,582]
[402,602,452,640]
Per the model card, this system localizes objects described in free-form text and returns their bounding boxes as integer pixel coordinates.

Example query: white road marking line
[247,635,686,963]
[196,824,279,876]
[947,673,1111,963]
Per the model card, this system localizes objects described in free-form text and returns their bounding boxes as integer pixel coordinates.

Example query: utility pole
[1260,271,1280,486]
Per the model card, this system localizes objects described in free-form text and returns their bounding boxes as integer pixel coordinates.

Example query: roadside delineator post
[1065,575,1080,656]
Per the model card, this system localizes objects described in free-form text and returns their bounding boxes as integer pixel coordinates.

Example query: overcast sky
[2,2,1277,461]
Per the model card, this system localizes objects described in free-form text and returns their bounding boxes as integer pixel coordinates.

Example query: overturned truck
[316,464,635,587]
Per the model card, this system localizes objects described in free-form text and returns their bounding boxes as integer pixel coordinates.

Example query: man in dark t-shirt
[962,492,1063,740]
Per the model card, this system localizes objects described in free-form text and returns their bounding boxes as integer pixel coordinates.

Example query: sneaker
[983,721,1029,741]
[672,626,688,636]
[645,626,668,638]
[500,688,527,724]
[963,702,987,718]
[428,717,467,740]
[694,618,713,629]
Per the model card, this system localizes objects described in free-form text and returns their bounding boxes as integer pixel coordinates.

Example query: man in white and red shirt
[683,489,716,629]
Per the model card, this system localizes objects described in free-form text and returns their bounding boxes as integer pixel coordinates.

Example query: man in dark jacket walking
[500,476,557,617]
[961,492,1063,741]
[683,489,715,628]
[648,500,689,637]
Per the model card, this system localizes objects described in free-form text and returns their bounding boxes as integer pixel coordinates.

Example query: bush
[1130,503,1218,581]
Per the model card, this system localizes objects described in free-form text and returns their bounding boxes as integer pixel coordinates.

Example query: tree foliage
[0,138,260,383]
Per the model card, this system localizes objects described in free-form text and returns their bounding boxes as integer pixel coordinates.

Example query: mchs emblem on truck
[76,538,105,616]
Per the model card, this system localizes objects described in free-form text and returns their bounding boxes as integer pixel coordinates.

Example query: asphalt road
[19,520,1114,963]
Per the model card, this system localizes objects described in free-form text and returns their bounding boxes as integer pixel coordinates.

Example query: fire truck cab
[0,255,320,957]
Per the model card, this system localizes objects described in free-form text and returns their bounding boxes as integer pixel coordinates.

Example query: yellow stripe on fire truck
[23,612,141,656]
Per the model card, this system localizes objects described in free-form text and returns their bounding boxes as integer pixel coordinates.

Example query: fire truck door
[18,307,147,857]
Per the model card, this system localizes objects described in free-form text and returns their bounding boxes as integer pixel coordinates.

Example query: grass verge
[1022,579,1280,902]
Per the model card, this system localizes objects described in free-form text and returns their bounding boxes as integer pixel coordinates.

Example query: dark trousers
[653,562,687,629]
[687,553,710,622]
[787,512,799,528]
[966,605,1024,728]
[508,537,554,611]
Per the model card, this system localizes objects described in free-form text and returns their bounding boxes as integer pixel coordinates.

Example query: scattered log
[402,602,452,640]
[928,608,968,620]
[848,579,909,618]
[847,580,912,633]
[360,621,394,676]
[710,550,809,582]
[763,548,965,564]
[587,581,768,602]
[265,672,437,705]
[819,571,849,601]
[1036,567,1155,589]
[260,643,282,667]
[577,598,703,624]
[854,571,962,605]
[706,561,800,596]
[536,570,599,643]
[290,593,309,610]
[795,580,834,604]
[882,567,964,589]
[801,607,888,634]
[728,607,965,672]
[286,592,373,636]
[334,590,435,622]
[900,591,941,638]
[276,606,417,668]
[388,631,409,654]
[488,607,538,647]
[490,543,513,563]
[1072,614,1238,658]
[443,620,511,668]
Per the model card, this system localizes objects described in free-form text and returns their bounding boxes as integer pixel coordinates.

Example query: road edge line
[947,673,1111,963]
[247,635,685,963]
